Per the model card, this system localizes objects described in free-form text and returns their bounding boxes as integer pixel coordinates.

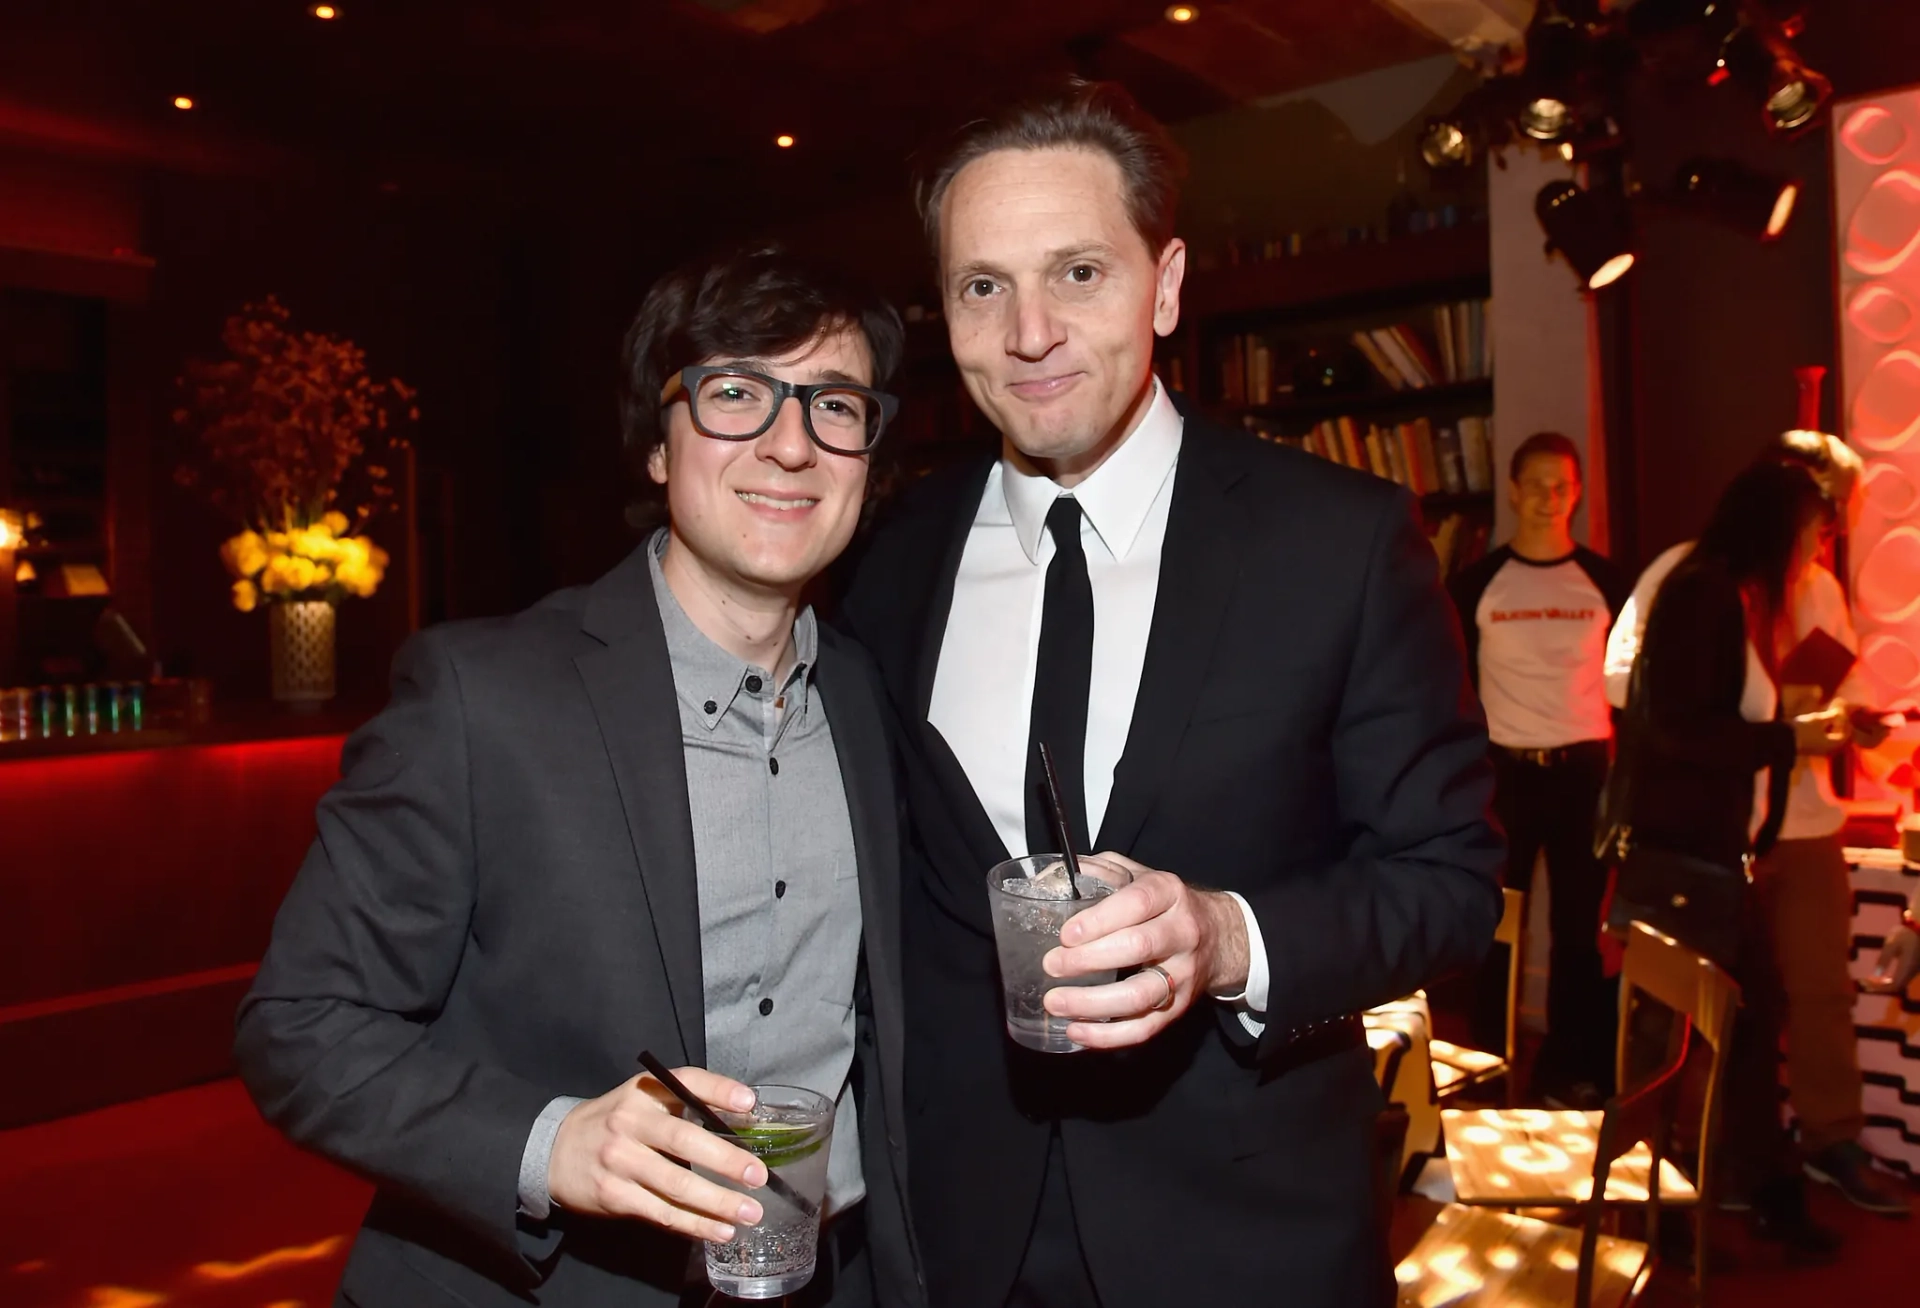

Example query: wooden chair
[1393,1065,1682,1307]
[1427,923,1741,1306]
[1429,887,1526,1102]
[1395,935,1700,1307]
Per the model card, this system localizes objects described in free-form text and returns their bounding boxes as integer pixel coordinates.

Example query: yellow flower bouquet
[175,296,417,612]
[222,512,390,613]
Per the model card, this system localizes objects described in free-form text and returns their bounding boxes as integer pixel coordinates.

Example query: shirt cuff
[1212,890,1269,1036]
[519,1095,587,1221]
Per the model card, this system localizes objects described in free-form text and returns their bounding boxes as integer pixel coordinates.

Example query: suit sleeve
[233,630,559,1279]
[1246,493,1504,1051]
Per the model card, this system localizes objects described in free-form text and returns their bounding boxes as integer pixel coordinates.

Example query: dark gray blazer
[234,544,923,1308]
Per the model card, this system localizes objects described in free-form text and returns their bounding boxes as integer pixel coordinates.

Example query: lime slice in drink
[729,1121,827,1168]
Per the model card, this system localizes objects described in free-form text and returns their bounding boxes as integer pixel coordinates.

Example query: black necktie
[1025,496,1094,857]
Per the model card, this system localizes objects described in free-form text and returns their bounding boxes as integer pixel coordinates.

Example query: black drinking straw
[636,1051,819,1220]
[1036,741,1083,900]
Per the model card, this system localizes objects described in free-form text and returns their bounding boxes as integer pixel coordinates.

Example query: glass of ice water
[698,1084,836,1300]
[986,854,1133,1053]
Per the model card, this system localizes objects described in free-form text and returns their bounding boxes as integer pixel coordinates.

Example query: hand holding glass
[694,1084,836,1300]
[987,854,1133,1053]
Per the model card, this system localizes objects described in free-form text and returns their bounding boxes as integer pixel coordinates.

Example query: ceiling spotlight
[1165,4,1198,21]
[1536,179,1636,290]
[1673,157,1799,240]
[775,134,795,148]
[1713,17,1831,136]
[1419,119,1472,169]
[1521,97,1573,142]
[172,95,195,111]
[1763,63,1830,134]
[310,3,339,17]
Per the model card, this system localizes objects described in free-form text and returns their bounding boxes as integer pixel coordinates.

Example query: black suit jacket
[838,415,1502,1308]
[235,545,924,1308]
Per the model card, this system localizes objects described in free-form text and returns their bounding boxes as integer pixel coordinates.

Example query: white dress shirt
[927,380,1271,1028]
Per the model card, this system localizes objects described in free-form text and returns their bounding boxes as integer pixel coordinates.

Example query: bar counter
[0,705,368,1127]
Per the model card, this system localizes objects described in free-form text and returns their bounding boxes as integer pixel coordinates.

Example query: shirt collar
[1001,377,1183,564]
[646,529,817,731]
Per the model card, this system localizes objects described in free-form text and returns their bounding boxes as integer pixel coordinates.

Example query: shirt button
[769,757,780,776]
[745,675,763,693]
[702,699,717,715]
[759,997,774,1016]
[775,880,787,899]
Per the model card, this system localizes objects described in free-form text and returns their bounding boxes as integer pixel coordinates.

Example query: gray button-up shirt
[519,533,865,1218]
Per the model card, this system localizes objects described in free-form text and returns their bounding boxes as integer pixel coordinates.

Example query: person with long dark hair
[1619,459,1850,1263]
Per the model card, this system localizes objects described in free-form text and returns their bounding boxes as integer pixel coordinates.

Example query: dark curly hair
[618,244,904,472]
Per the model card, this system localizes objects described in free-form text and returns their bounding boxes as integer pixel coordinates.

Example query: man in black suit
[838,81,1502,1308]
[236,246,924,1308]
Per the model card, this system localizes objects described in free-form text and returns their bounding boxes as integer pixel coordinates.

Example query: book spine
[1371,328,1429,390]
[1338,415,1365,470]
[1363,427,1388,481]
[1414,418,1439,495]
[1387,324,1440,387]
[1351,331,1406,390]
[1435,426,1465,495]
[1434,304,1458,383]
[1460,415,1493,492]
[1384,426,1410,487]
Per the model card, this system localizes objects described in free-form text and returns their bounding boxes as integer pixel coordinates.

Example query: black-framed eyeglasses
[662,365,898,456]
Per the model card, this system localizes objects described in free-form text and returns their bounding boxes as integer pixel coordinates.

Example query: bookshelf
[1169,226,1497,577]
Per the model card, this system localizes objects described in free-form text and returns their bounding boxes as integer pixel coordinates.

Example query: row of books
[1213,299,1492,409]
[1251,413,1496,496]
[1352,299,1491,390]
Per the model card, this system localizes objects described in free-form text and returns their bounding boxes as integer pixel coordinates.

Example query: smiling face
[647,327,873,600]
[938,147,1185,485]
[1509,452,1581,538]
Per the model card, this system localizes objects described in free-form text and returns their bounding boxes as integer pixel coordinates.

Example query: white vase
[268,599,336,705]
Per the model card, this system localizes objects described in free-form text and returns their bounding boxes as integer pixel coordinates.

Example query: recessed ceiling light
[1165,4,1198,22]
[172,95,195,111]
[775,134,795,148]
[311,3,339,17]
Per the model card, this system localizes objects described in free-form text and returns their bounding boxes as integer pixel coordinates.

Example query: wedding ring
[1143,964,1175,1012]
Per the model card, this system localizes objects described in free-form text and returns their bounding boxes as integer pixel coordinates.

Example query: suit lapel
[914,456,995,720]
[812,637,905,1118]
[908,457,1013,870]
[575,548,706,1067]
[1095,428,1246,855]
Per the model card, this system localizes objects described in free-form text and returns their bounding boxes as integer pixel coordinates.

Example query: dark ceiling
[0,0,1445,205]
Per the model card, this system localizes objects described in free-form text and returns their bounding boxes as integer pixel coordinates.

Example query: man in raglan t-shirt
[1450,431,1628,1105]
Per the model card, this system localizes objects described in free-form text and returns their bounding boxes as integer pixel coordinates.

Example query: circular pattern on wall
[1856,525,1920,624]
[1848,283,1918,344]
[1846,169,1920,276]
[1862,460,1920,520]
[1862,632,1920,691]
[1841,105,1910,166]
[1851,349,1920,451]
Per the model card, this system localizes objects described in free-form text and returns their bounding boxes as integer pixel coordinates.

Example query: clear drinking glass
[697,1084,836,1301]
[986,854,1133,1053]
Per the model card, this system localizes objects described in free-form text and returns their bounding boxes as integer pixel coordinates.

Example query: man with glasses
[236,245,927,1307]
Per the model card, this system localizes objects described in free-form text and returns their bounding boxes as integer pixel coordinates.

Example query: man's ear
[1153,238,1187,338]
[647,441,669,486]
